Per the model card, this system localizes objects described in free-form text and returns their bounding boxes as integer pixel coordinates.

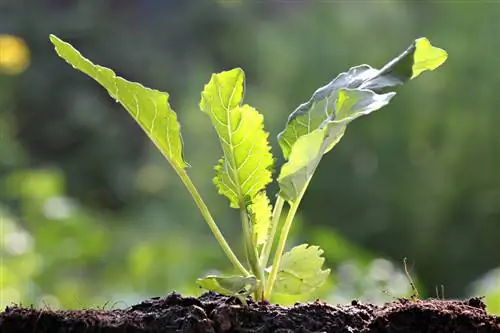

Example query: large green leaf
[196,275,257,298]
[277,37,447,202]
[278,37,447,159]
[271,244,330,295]
[200,68,273,208]
[278,89,395,202]
[50,35,187,169]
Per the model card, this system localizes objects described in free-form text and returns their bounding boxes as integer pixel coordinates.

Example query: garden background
[1,1,499,313]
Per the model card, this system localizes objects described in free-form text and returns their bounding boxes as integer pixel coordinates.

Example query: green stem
[259,195,285,267]
[264,178,311,300]
[240,206,265,300]
[175,167,250,276]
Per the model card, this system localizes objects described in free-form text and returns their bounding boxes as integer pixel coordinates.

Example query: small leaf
[278,89,394,202]
[50,35,187,169]
[247,191,272,248]
[197,275,257,297]
[278,37,447,159]
[271,244,330,295]
[200,68,273,208]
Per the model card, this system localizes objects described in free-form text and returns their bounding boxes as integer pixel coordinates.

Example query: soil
[1,292,499,333]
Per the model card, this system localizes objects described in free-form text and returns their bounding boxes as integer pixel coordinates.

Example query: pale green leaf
[196,275,257,297]
[278,37,447,159]
[278,89,394,202]
[271,244,330,295]
[247,191,272,248]
[277,129,326,203]
[50,35,187,169]
[200,68,273,208]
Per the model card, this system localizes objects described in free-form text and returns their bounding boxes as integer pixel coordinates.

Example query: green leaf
[271,244,330,295]
[247,191,272,249]
[278,37,447,159]
[277,129,326,203]
[278,89,395,202]
[49,34,188,169]
[277,38,446,202]
[200,68,273,208]
[322,89,395,154]
[196,275,257,297]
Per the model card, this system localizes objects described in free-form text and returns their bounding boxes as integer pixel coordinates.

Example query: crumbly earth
[1,292,499,332]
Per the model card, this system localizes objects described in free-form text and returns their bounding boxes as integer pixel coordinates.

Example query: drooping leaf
[247,191,272,248]
[50,35,188,169]
[278,37,447,159]
[196,275,257,298]
[200,68,273,208]
[271,244,330,295]
[278,89,395,202]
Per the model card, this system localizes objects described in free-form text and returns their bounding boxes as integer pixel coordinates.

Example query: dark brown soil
[1,292,499,333]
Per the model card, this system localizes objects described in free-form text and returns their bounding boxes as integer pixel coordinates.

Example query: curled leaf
[277,38,447,202]
[278,37,447,159]
[278,89,394,202]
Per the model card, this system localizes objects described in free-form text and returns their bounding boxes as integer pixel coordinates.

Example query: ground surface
[1,292,499,333]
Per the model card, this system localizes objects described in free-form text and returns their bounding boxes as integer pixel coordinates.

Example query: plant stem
[175,167,250,276]
[259,195,285,267]
[240,206,265,300]
[264,178,311,299]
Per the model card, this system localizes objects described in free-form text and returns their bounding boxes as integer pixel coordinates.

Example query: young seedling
[49,35,447,302]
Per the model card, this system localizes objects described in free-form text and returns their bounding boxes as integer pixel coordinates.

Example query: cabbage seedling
[50,35,447,302]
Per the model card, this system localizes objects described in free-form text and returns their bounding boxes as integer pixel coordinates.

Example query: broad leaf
[247,191,272,248]
[278,89,394,202]
[277,38,446,202]
[278,37,447,159]
[200,68,273,208]
[271,244,329,295]
[50,35,187,169]
[196,275,257,297]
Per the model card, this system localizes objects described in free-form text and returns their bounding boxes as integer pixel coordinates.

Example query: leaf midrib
[216,73,244,205]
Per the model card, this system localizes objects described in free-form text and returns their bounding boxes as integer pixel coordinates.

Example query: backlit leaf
[50,35,187,169]
[277,38,447,202]
[278,37,447,159]
[200,68,273,208]
[247,191,272,248]
[278,89,394,202]
[271,244,329,295]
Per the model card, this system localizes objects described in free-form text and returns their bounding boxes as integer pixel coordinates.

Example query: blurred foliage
[0,1,499,314]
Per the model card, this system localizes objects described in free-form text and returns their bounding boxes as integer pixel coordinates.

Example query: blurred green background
[1,1,499,313]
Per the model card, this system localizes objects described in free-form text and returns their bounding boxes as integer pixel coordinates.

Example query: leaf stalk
[175,167,250,276]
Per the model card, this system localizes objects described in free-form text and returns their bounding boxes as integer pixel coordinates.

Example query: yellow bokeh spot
[0,34,30,75]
